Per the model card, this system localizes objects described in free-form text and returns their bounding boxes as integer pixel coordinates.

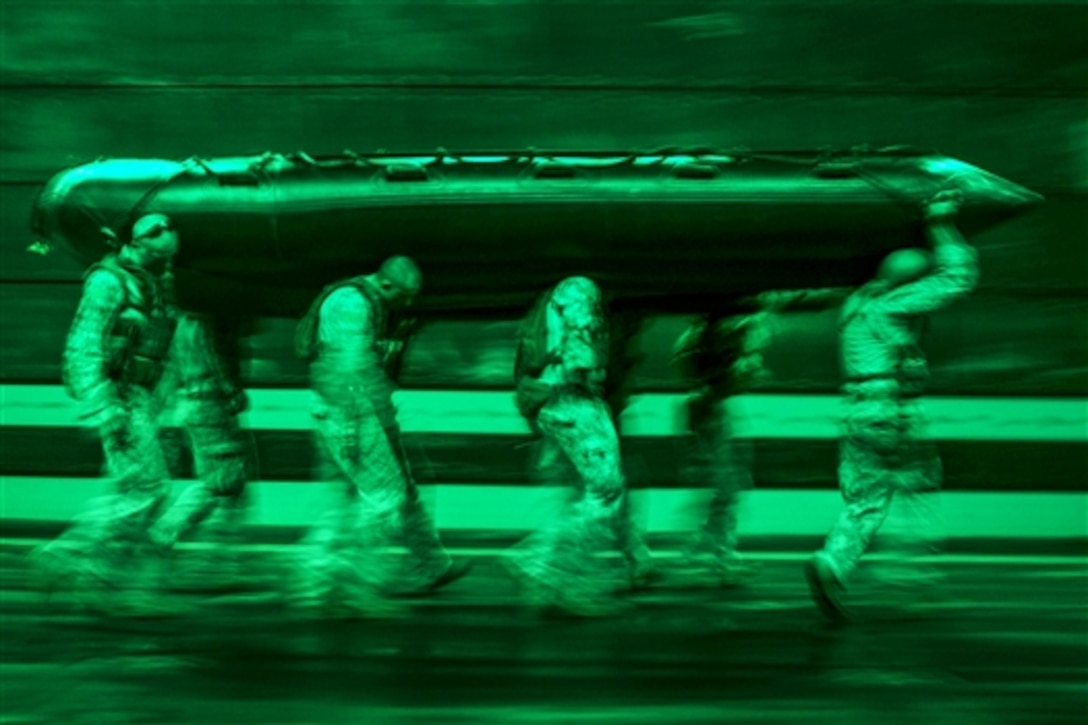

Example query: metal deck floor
[1,545,1085,724]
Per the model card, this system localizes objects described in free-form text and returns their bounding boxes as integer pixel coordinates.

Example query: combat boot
[392,558,474,597]
[507,558,632,618]
[26,545,75,604]
[805,554,850,622]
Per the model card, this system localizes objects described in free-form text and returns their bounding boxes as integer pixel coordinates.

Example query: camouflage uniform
[148,313,252,578]
[34,253,177,603]
[509,277,651,610]
[817,238,979,586]
[291,280,451,609]
[531,416,656,589]
[673,314,767,579]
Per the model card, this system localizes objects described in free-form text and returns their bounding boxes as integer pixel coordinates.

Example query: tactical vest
[295,276,387,362]
[175,313,246,401]
[513,290,558,382]
[513,289,560,419]
[83,254,176,389]
[673,316,746,397]
[513,287,616,419]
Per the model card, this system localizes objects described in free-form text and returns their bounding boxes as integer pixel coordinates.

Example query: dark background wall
[1,1,1085,504]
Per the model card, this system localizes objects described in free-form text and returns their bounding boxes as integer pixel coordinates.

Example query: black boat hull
[30,148,1044,317]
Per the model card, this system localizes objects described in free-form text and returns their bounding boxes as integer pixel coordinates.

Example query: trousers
[41,386,170,590]
[292,394,450,603]
[150,399,252,550]
[510,392,640,599]
[681,396,754,561]
[819,393,944,585]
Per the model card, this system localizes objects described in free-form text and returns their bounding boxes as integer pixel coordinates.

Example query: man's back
[840,234,979,393]
[312,284,395,422]
[840,288,929,389]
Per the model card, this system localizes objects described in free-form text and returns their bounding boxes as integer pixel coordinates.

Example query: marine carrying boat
[30,146,1043,318]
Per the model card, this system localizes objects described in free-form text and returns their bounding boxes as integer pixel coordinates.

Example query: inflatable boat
[30,146,1043,317]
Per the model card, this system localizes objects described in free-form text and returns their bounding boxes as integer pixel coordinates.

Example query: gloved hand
[924,190,963,222]
[379,339,406,362]
[389,317,422,340]
[379,339,410,382]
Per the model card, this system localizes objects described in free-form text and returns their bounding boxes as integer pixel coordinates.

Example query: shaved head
[553,276,601,307]
[370,255,422,309]
[877,248,933,287]
[377,256,423,295]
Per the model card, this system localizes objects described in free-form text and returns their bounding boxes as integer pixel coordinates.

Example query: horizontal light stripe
[0,537,1081,567]
[2,476,1085,539]
[1,385,1086,441]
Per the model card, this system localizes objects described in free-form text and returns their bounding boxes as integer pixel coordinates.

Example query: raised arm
[753,287,855,313]
[880,199,980,317]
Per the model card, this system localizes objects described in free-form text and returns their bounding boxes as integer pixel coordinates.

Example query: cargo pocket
[845,398,902,457]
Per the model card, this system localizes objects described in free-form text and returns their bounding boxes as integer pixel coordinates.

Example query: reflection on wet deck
[1,541,1085,724]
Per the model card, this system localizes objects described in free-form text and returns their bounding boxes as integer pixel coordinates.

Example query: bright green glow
[2,477,1085,539]
[4,385,1085,441]
[88,158,182,176]
[921,157,981,175]
[370,156,439,166]
[550,157,637,166]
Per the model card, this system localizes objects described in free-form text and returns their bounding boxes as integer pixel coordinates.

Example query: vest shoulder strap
[514,289,557,380]
[84,255,140,313]
[295,276,383,361]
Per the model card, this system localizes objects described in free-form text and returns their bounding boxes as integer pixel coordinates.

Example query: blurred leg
[289,401,407,614]
[701,404,754,556]
[509,396,628,614]
[873,402,946,588]
[384,424,455,586]
[542,428,655,587]
[34,389,172,611]
[151,405,251,546]
[818,396,901,586]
